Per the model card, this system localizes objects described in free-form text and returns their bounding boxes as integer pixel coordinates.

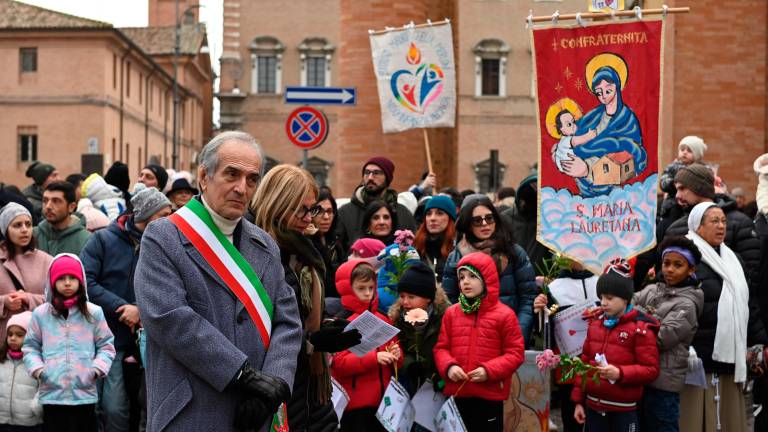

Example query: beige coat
[0,248,51,341]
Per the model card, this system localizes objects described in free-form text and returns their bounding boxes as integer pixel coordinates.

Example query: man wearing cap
[166,178,198,210]
[137,164,169,192]
[134,131,302,431]
[34,181,91,256]
[336,157,417,252]
[22,161,60,222]
[80,187,172,432]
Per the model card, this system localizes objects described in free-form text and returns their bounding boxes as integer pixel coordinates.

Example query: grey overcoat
[135,217,302,432]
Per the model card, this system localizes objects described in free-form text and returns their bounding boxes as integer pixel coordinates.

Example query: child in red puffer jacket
[433,252,525,432]
[331,260,402,432]
[572,261,660,431]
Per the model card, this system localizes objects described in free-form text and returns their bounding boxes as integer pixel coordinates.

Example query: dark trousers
[558,384,582,432]
[43,404,97,432]
[642,387,679,432]
[585,406,638,432]
[340,407,385,432]
[454,397,503,432]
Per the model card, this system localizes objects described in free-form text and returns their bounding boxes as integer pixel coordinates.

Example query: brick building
[0,0,213,189]
[217,0,766,197]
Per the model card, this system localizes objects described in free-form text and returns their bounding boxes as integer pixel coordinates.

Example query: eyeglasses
[471,214,495,226]
[363,169,385,177]
[314,207,334,218]
[297,204,323,219]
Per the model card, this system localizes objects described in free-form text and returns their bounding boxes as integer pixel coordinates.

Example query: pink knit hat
[6,311,32,333]
[349,238,386,258]
[49,255,84,288]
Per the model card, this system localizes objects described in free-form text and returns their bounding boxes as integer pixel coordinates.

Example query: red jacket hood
[456,252,500,310]
[336,259,379,314]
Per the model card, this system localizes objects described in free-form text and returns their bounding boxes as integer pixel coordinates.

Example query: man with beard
[22,161,60,222]
[336,157,417,252]
[33,181,91,255]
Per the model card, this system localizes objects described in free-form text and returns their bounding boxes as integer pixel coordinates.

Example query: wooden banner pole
[422,128,434,175]
[527,6,690,24]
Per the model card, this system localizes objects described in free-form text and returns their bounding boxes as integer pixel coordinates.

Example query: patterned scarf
[459,293,482,314]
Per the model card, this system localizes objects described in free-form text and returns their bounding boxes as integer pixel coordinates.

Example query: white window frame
[299,37,335,87]
[473,39,509,97]
[249,36,284,95]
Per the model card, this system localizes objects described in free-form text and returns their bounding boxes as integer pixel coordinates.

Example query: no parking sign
[285,106,329,150]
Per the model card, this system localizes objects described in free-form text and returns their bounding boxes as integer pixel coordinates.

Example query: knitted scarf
[459,293,482,314]
[275,229,331,402]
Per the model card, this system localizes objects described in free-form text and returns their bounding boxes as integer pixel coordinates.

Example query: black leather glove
[309,327,362,353]
[233,396,269,431]
[233,361,290,412]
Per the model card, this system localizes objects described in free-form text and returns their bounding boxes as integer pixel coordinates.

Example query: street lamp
[172,1,203,170]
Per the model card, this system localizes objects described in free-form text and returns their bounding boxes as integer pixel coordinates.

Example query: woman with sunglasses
[251,165,361,432]
[442,196,537,346]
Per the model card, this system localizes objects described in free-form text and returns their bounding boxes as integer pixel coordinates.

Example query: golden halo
[545,98,583,139]
[585,53,628,92]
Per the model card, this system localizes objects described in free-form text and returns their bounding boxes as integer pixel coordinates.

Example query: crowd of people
[0,130,767,432]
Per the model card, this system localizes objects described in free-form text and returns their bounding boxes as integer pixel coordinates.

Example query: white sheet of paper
[411,380,446,432]
[376,380,415,432]
[344,310,400,357]
[552,300,594,357]
[330,377,349,424]
[434,396,467,432]
[594,353,616,384]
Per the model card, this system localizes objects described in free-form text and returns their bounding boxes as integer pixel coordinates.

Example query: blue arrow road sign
[285,86,356,105]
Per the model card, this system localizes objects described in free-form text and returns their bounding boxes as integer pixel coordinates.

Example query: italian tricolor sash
[169,199,273,347]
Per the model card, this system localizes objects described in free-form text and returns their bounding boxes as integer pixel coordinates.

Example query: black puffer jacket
[635,194,760,290]
[756,214,768,332]
[665,195,760,287]
[691,259,768,374]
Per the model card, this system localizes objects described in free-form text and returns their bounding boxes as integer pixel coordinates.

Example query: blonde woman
[251,165,361,432]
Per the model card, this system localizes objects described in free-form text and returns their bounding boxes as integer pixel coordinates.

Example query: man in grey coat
[134,131,303,432]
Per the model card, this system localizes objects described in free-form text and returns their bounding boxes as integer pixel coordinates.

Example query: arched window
[250,36,284,94]
[298,37,334,87]
[473,39,509,97]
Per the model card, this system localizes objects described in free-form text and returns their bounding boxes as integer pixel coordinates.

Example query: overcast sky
[19,0,223,124]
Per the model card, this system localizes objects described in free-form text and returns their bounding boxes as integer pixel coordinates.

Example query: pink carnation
[535,349,560,372]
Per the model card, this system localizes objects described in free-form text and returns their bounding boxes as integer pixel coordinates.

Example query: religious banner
[503,351,551,432]
[370,22,456,133]
[533,20,663,273]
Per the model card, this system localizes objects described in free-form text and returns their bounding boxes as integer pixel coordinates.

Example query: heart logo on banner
[390,42,445,114]
[568,329,577,336]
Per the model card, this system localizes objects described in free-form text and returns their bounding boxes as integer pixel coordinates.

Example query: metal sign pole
[302,149,309,169]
